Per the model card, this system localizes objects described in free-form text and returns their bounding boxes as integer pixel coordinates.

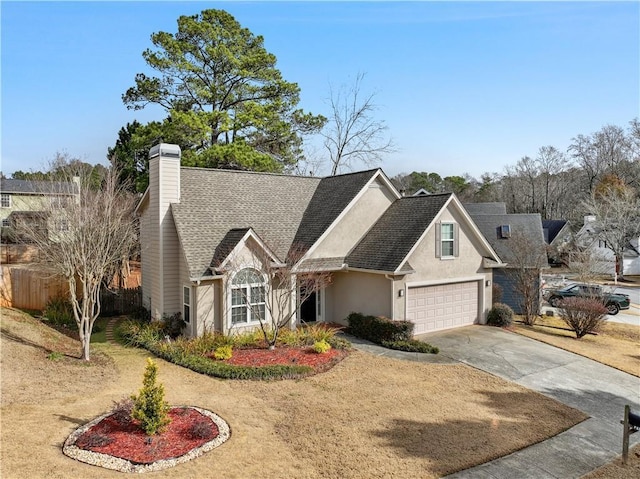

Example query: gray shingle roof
[172,168,321,278]
[290,169,380,256]
[0,178,77,195]
[210,228,251,268]
[469,213,546,267]
[346,193,452,272]
[542,219,568,244]
[463,202,507,215]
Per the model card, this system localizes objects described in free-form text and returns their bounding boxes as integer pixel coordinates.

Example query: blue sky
[1,1,638,178]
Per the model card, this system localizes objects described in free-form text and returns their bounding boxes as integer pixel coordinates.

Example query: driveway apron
[412,326,640,479]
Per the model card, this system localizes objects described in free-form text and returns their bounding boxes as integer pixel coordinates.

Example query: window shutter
[453,223,459,257]
[435,222,441,258]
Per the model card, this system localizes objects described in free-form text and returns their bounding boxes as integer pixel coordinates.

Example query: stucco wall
[308,178,396,259]
[328,271,392,324]
[393,205,492,322]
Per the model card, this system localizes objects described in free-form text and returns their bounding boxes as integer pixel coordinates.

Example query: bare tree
[582,180,640,280]
[503,231,548,325]
[225,242,332,349]
[536,146,569,220]
[17,162,137,360]
[569,124,633,193]
[322,73,395,175]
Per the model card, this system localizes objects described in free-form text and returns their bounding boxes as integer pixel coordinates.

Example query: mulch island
[63,406,230,473]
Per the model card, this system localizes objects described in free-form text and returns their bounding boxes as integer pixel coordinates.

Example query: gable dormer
[302,170,400,261]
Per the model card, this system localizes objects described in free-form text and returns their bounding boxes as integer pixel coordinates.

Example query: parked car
[543,283,631,315]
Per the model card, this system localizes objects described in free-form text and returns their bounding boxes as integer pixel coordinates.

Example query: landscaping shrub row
[347,312,414,342]
[380,339,439,354]
[346,312,438,354]
[118,320,349,380]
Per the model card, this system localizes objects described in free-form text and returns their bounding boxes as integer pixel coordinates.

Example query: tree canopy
[118,9,325,188]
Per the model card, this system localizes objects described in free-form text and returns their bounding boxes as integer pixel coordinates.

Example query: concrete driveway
[415,326,640,479]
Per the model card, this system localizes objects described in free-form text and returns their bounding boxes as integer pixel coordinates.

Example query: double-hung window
[1,194,10,208]
[436,222,459,258]
[231,268,266,324]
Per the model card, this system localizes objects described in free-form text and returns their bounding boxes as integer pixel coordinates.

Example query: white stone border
[63,406,231,473]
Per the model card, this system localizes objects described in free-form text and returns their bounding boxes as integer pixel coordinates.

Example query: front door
[300,291,317,323]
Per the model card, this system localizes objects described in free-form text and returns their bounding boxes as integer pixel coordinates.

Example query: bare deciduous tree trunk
[17,162,137,360]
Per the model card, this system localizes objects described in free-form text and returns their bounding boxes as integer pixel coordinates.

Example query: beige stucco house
[137,144,504,338]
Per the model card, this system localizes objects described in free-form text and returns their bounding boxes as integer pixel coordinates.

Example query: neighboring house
[465,203,547,314]
[542,219,572,266]
[137,144,504,338]
[0,178,79,242]
[575,215,640,276]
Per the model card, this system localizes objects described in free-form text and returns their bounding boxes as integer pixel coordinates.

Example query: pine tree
[131,358,171,435]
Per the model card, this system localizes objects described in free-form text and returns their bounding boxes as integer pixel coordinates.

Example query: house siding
[308,178,396,260]
[142,145,181,321]
[493,268,541,314]
[194,281,218,336]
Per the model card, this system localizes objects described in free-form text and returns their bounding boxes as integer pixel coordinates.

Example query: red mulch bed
[70,346,346,466]
[75,407,218,464]
[221,345,348,371]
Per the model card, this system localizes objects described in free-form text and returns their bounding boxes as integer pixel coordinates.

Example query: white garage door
[407,281,479,334]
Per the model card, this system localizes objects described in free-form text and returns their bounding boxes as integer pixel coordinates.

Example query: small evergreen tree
[131,358,171,435]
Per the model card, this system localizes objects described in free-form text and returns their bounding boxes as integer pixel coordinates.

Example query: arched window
[231,268,266,324]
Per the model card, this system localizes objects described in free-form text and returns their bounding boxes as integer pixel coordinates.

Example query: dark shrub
[131,306,152,323]
[111,397,134,425]
[188,419,215,440]
[77,431,114,448]
[381,339,439,354]
[558,297,607,338]
[162,312,186,338]
[487,303,514,327]
[347,312,414,343]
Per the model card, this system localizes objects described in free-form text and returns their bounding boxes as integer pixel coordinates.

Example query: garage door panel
[408,281,479,333]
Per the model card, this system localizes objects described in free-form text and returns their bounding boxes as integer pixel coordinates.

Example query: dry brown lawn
[510,315,640,477]
[511,316,640,377]
[1,307,587,478]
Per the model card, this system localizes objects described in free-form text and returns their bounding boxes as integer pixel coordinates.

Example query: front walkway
[349,326,640,479]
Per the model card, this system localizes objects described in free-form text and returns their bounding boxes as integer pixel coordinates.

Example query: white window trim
[1,194,11,208]
[436,222,459,259]
[229,268,268,326]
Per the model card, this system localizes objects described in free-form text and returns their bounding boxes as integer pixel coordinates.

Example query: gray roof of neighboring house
[469,213,547,267]
[172,168,322,278]
[0,178,77,195]
[347,193,452,272]
[290,169,380,256]
[463,202,507,215]
[542,220,569,244]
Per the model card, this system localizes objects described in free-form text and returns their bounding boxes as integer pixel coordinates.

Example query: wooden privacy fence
[1,266,142,316]
[0,266,68,310]
[100,286,142,316]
